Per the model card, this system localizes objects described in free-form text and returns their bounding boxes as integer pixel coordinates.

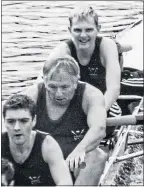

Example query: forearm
[74,127,106,154]
[104,87,120,111]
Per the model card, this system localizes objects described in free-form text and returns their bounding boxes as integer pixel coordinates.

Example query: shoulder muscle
[42,135,64,165]
[82,83,105,114]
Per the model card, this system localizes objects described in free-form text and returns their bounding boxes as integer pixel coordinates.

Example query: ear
[32,115,37,128]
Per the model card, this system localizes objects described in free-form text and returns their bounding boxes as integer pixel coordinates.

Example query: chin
[14,138,25,145]
[79,44,90,49]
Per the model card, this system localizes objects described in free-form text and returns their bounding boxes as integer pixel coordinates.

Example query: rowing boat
[99,95,143,185]
[98,19,143,185]
[1,16,143,186]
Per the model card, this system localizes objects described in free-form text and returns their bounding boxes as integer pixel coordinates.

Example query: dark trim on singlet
[65,37,106,93]
[2,131,55,186]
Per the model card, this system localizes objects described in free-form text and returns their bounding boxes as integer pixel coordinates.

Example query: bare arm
[101,37,121,111]
[37,42,71,81]
[66,84,106,171]
[21,83,39,104]
[42,135,73,185]
[76,84,106,152]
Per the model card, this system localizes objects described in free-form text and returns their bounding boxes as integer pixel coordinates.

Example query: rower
[37,5,132,140]
[22,56,107,185]
[2,94,73,186]
[1,158,15,186]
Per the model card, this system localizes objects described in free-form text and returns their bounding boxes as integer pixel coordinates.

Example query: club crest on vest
[29,176,41,185]
[71,129,85,141]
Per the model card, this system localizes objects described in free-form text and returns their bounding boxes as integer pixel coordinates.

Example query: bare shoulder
[50,41,71,57]
[100,37,119,67]
[42,135,62,153]
[42,135,63,163]
[21,83,40,103]
[101,37,117,48]
[100,37,117,55]
[82,83,105,113]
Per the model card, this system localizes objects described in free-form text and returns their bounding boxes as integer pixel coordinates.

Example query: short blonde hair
[43,56,80,81]
[69,6,99,27]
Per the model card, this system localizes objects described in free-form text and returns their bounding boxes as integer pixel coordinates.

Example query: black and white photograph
[1,1,143,186]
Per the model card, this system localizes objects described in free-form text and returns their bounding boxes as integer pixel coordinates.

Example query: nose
[80,30,87,37]
[14,120,21,131]
[55,88,63,98]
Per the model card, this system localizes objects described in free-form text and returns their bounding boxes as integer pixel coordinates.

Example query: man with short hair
[23,56,107,185]
[2,94,73,186]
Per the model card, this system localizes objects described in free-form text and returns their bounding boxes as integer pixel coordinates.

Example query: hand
[66,148,86,172]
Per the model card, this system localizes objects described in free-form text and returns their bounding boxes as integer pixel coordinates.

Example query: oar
[106,112,143,127]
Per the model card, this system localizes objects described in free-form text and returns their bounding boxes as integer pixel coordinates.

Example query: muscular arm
[76,84,106,153]
[42,135,73,185]
[101,38,121,111]
[66,84,106,171]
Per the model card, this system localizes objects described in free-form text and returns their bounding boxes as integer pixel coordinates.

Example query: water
[2,1,143,101]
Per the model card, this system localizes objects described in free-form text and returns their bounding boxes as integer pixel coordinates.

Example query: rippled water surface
[2,1,143,101]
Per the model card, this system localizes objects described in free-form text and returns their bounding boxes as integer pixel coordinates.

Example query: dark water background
[2,1,143,101]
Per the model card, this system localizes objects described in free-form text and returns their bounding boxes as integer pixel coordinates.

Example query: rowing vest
[66,37,106,93]
[35,82,88,159]
[2,131,55,186]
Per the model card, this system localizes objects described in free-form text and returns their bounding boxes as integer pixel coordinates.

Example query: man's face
[69,16,98,49]
[44,69,77,106]
[4,109,35,145]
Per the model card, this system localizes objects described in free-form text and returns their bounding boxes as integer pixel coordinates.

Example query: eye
[74,28,82,33]
[61,85,69,89]
[48,84,57,89]
[19,119,29,123]
[7,119,15,125]
[86,28,94,32]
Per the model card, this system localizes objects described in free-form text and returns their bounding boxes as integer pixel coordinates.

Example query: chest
[13,156,51,186]
[46,101,69,121]
[10,149,31,164]
[76,48,105,67]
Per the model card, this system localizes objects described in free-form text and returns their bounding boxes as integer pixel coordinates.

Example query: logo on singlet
[29,176,41,185]
[88,66,98,75]
[71,129,85,141]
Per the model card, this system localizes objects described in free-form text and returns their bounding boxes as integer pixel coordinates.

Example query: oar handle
[106,113,143,127]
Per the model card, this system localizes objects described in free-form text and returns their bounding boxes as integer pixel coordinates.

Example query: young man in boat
[37,6,133,138]
[23,56,107,185]
[2,94,73,186]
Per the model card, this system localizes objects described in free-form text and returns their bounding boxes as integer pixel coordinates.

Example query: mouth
[56,98,64,102]
[14,134,23,138]
[55,98,67,105]
[79,40,89,44]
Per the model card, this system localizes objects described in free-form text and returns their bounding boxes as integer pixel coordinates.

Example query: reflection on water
[2,1,143,101]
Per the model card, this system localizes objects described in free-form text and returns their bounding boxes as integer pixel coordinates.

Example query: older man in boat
[2,94,73,186]
[23,56,107,185]
[37,5,132,139]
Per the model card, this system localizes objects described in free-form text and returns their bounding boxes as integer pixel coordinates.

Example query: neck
[76,42,95,57]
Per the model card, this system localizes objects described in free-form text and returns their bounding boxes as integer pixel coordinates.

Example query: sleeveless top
[35,82,88,159]
[66,37,106,93]
[2,131,55,186]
